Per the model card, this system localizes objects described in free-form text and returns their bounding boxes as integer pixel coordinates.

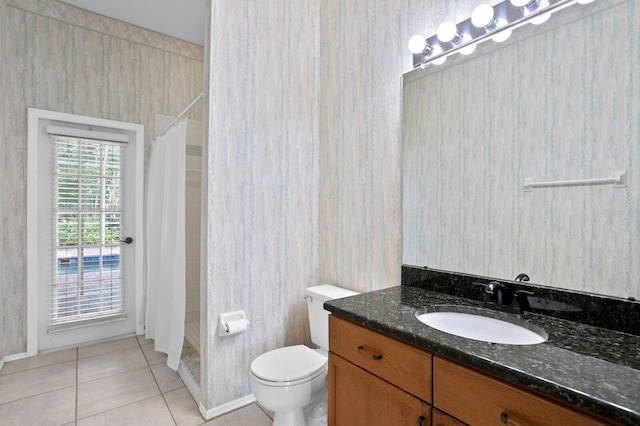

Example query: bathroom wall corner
[0,0,7,359]
[199,0,211,411]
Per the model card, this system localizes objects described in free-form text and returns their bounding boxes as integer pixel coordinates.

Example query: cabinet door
[433,409,467,426]
[328,353,430,426]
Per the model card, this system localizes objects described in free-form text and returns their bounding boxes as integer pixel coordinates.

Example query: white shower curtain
[145,119,187,370]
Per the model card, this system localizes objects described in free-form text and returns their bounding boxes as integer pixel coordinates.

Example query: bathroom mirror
[402,0,639,300]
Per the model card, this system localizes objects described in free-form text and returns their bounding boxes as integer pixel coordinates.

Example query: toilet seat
[250,345,328,386]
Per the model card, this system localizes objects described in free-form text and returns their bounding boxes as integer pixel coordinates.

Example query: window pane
[80,144,101,175]
[57,140,79,175]
[104,178,121,211]
[55,283,78,317]
[80,213,101,246]
[104,145,121,177]
[58,177,79,209]
[79,280,101,314]
[104,213,120,246]
[80,178,101,210]
[102,246,120,279]
[102,280,122,310]
[57,213,78,247]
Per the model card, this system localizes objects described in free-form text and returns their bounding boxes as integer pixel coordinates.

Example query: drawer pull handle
[357,345,382,360]
[416,415,426,426]
[500,411,530,426]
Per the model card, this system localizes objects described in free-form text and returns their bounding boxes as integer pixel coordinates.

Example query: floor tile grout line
[0,357,77,378]
[74,336,165,422]
[140,337,181,425]
[75,394,166,423]
[0,359,77,407]
[0,383,77,410]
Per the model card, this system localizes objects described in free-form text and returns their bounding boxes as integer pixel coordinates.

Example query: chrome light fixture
[471,4,512,42]
[511,0,551,25]
[437,21,477,55]
[409,0,597,68]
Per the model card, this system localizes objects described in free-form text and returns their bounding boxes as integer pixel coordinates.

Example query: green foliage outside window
[56,139,122,247]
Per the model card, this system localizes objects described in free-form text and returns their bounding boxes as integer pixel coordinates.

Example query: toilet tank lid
[305,284,359,301]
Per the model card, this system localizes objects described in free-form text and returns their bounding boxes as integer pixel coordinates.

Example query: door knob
[120,237,133,244]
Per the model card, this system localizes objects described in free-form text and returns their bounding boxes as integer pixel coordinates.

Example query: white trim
[27,108,144,355]
[46,125,130,143]
[177,361,201,404]
[0,352,28,373]
[199,395,257,421]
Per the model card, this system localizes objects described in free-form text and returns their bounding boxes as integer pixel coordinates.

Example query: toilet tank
[305,284,359,351]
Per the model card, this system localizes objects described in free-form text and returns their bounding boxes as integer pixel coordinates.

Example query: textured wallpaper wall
[202,0,504,413]
[0,0,203,358]
[318,0,506,292]
[403,0,639,299]
[204,1,320,411]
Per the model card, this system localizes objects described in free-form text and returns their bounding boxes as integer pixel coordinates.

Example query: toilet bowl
[250,345,328,425]
[249,284,359,426]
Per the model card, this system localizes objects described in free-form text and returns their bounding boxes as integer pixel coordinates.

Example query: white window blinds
[48,132,127,331]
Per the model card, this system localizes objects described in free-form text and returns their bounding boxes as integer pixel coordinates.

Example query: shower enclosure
[153,114,202,394]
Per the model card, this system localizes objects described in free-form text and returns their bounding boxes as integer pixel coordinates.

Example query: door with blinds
[28,109,144,353]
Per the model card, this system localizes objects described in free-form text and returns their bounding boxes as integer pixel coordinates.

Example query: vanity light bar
[409,0,595,68]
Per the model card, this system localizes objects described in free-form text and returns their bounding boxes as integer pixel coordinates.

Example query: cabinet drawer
[329,316,432,402]
[434,357,610,426]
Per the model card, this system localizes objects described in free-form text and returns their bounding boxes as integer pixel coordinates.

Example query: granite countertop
[325,285,640,425]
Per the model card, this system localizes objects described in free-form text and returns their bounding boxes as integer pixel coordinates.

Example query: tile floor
[0,336,273,426]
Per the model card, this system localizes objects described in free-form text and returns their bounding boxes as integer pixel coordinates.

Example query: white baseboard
[199,394,257,420]
[0,352,28,372]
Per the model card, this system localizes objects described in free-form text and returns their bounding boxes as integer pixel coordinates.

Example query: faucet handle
[511,289,534,314]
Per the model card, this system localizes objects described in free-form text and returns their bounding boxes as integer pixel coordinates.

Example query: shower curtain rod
[157,91,204,137]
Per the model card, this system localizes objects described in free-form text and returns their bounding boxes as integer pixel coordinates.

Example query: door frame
[26,108,145,355]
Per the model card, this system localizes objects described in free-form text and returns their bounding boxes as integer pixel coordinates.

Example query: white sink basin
[415,306,547,345]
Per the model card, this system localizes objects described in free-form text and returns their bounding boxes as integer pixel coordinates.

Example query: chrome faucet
[484,281,504,306]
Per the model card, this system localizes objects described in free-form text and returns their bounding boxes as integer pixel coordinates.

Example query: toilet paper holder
[218,310,250,336]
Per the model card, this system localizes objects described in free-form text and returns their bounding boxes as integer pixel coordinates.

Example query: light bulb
[437,21,460,43]
[530,0,551,24]
[430,45,446,65]
[472,4,511,43]
[510,0,535,6]
[459,43,477,55]
[531,13,550,24]
[471,4,496,29]
[437,21,476,56]
[408,35,429,54]
[492,28,512,42]
[511,0,551,25]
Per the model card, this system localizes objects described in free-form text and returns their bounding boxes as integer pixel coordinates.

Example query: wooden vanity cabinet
[328,316,432,425]
[328,315,614,426]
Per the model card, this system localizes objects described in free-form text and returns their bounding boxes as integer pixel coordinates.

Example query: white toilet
[250,284,359,426]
